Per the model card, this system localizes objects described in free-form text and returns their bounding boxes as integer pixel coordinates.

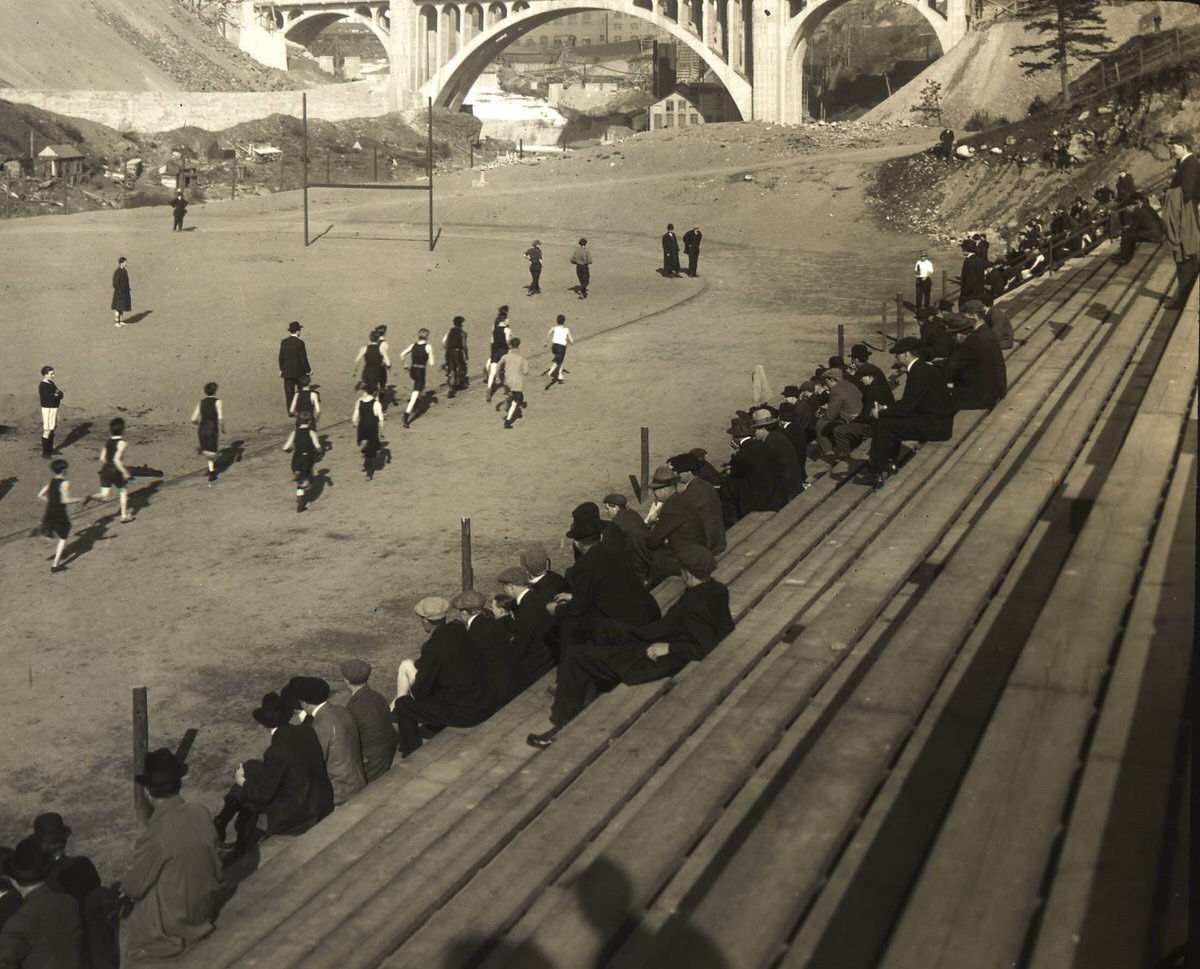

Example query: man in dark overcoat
[947,304,1007,410]
[644,466,707,584]
[278,321,312,414]
[0,838,83,969]
[957,239,988,309]
[454,590,521,711]
[111,256,131,326]
[669,452,727,554]
[661,224,681,277]
[720,417,787,524]
[682,226,703,277]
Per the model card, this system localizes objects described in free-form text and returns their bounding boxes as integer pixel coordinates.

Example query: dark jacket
[888,360,955,439]
[724,439,787,519]
[278,335,311,380]
[512,573,565,687]
[958,251,988,307]
[605,579,735,667]
[848,362,894,409]
[763,428,805,500]
[465,613,522,708]
[556,540,661,645]
[920,316,955,360]
[345,684,398,783]
[948,324,1007,410]
[678,477,727,553]
[683,228,702,254]
[0,884,83,969]
[986,305,1014,350]
[647,492,706,555]
[409,621,494,725]
[242,720,334,836]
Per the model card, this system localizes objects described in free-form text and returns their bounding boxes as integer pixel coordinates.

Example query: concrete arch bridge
[253,0,968,123]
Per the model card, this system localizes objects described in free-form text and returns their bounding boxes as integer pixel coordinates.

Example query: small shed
[1,156,29,178]
[251,145,283,163]
[37,144,86,183]
[206,139,236,162]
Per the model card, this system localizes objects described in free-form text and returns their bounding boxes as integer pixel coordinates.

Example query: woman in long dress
[112,256,132,326]
[191,382,225,485]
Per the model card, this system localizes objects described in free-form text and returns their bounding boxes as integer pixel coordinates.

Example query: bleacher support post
[837,324,845,362]
[881,299,887,333]
[133,687,151,825]
[641,427,650,499]
[895,292,904,340]
[461,518,473,592]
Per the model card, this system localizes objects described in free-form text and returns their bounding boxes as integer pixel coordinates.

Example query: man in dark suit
[215,692,334,855]
[290,677,365,807]
[278,321,311,414]
[527,546,735,747]
[603,492,652,583]
[645,466,707,584]
[862,336,956,490]
[551,505,661,648]
[393,597,495,755]
[1164,132,1200,309]
[720,416,787,524]
[948,304,1007,410]
[958,239,988,309]
[921,301,958,361]
[661,223,681,277]
[669,453,727,553]
[33,813,101,965]
[755,409,805,500]
[682,226,703,277]
[498,564,560,689]
[340,659,397,783]
[1111,192,1164,263]
[0,838,83,969]
[454,590,521,710]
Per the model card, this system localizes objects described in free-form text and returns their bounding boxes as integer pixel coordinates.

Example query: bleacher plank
[877,288,1197,969]
[1028,439,1194,969]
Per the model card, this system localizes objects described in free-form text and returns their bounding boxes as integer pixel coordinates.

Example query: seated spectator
[214,693,334,856]
[961,298,1014,350]
[1111,192,1164,264]
[815,369,863,461]
[120,750,221,962]
[527,546,735,749]
[340,659,398,783]
[644,466,707,584]
[0,849,20,935]
[393,597,495,756]
[921,302,957,361]
[0,838,83,969]
[688,447,724,488]
[602,492,651,583]
[753,409,805,499]
[33,812,115,969]
[457,589,522,710]
[846,344,894,406]
[779,382,818,462]
[720,416,786,524]
[947,303,1008,410]
[289,677,365,807]
[860,337,956,490]
[669,452,728,553]
[506,549,566,683]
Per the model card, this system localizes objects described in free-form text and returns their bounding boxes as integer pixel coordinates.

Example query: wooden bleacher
[177,244,1193,969]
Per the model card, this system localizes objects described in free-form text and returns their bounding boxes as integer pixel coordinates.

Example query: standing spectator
[282,412,321,513]
[39,459,81,573]
[170,190,188,232]
[443,316,469,397]
[38,366,63,459]
[399,328,435,429]
[353,326,390,394]
[938,128,955,158]
[351,385,385,480]
[191,382,224,486]
[958,239,988,309]
[682,226,703,277]
[525,240,543,295]
[87,418,134,524]
[392,598,495,757]
[661,224,681,277]
[914,250,934,315]
[571,238,592,299]
[644,465,706,584]
[498,337,529,429]
[340,659,398,782]
[111,257,131,327]
[290,677,366,808]
[1163,131,1200,309]
[486,307,512,403]
[0,838,83,969]
[278,321,311,415]
[1115,169,1137,206]
[544,314,574,388]
[119,749,221,963]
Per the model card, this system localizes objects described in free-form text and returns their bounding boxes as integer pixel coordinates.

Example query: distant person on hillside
[683,225,703,277]
[525,240,543,295]
[661,223,681,277]
[111,256,131,327]
[571,238,592,298]
[443,316,469,397]
[278,321,311,415]
[914,250,934,314]
[191,382,225,485]
[938,128,955,158]
[399,328,435,429]
[171,190,188,232]
[1163,131,1200,309]
[1111,192,1164,264]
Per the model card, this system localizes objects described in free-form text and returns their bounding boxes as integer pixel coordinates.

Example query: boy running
[88,418,134,523]
[498,337,529,429]
[399,328,436,428]
[544,314,574,389]
[38,459,81,572]
[283,412,322,512]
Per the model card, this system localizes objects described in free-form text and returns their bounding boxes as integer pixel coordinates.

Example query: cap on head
[850,343,870,360]
[890,336,923,355]
[497,566,529,586]
[339,659,371,684]
[798,380,816,394]
[414,596,450,621]
[668,452,702,473]
[677,545,717,579]
[603,492,627,507]
[960,299,987,316]
[689,447,707,459]
[823,368,844,383]
[451,589,488,611]
[520,548,549,575]
[650,465,679,489]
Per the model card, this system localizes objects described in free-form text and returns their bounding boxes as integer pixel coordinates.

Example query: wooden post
[302,93,309,246]
[373,147,378,181]
[895,292,903,340]
[837,323,845,362]
[881,299,887,333]
[640,427,650,498]
[460,518,473,592]
[941,269,947,300]
[427,98,434,252]
[519,138,524,159]
[1114,62,1120,84]
[132,687,151,825]
[326,151,330,183]
[231,158,237,200]
[1100,62,1106,89]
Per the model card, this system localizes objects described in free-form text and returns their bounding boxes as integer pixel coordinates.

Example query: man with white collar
[290,677,365,806]
[1163,131,1200,309]
[861,336,955,491]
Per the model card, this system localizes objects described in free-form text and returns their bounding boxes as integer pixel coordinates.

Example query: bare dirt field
[0,122,955,875]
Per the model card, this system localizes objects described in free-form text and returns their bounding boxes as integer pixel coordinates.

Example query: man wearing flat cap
[528,546,735,748]
[959,300,1013,350]
[341,661,398,784]
[455,590,521,710]
[644,466,707,585]
[602,493,652,582]
[669,452,727,554]
[119,749,221,962]
[290,677,365,807]
[861,336,955,490]
[946,302,1007,411]
[393,597,495,756]
[0,837,83,968]
[551,504,661,648]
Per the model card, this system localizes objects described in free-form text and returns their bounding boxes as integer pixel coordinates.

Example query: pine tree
[1010,0,1112,105]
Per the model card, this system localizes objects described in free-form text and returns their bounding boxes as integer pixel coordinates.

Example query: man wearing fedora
[291,677,366,807]
[861,336,956,490]
[34,812,112,969]
[754,408,805,500]
[946,302,1007,411]
[278,321,311,415]
[341,660,398,783]
[0,837,84,968]
[644,466,707,585]
[214,693,334,858]
[551,503,661,648]
[669,453,726,554]
[528,546,735,748]
[120,749,221,963]
[815,371,862,464]
[393,597,495,756]
[721,415,786,525]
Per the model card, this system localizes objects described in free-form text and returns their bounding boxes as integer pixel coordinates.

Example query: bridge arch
[417,0,752,122]
[279,9,393,61]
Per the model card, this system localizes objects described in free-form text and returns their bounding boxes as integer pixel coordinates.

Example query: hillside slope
[863,1,1196,126]
[0,0,303,92]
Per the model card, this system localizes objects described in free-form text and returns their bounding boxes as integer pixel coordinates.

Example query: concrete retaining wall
[2,80,396,133]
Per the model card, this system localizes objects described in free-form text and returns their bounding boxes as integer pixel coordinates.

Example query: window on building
[691,113,700,124]
[554,37,563,46]
[582,36,590,45]
[614,34,621,41]
[664,100,675,111]
[539,35,548,45]
[653,114,665,129]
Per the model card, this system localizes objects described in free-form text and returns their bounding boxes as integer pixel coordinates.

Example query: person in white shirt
[914,251,935,315]
[544,314,574,388]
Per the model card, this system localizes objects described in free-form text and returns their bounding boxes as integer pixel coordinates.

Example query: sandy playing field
[0,122,955,873]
